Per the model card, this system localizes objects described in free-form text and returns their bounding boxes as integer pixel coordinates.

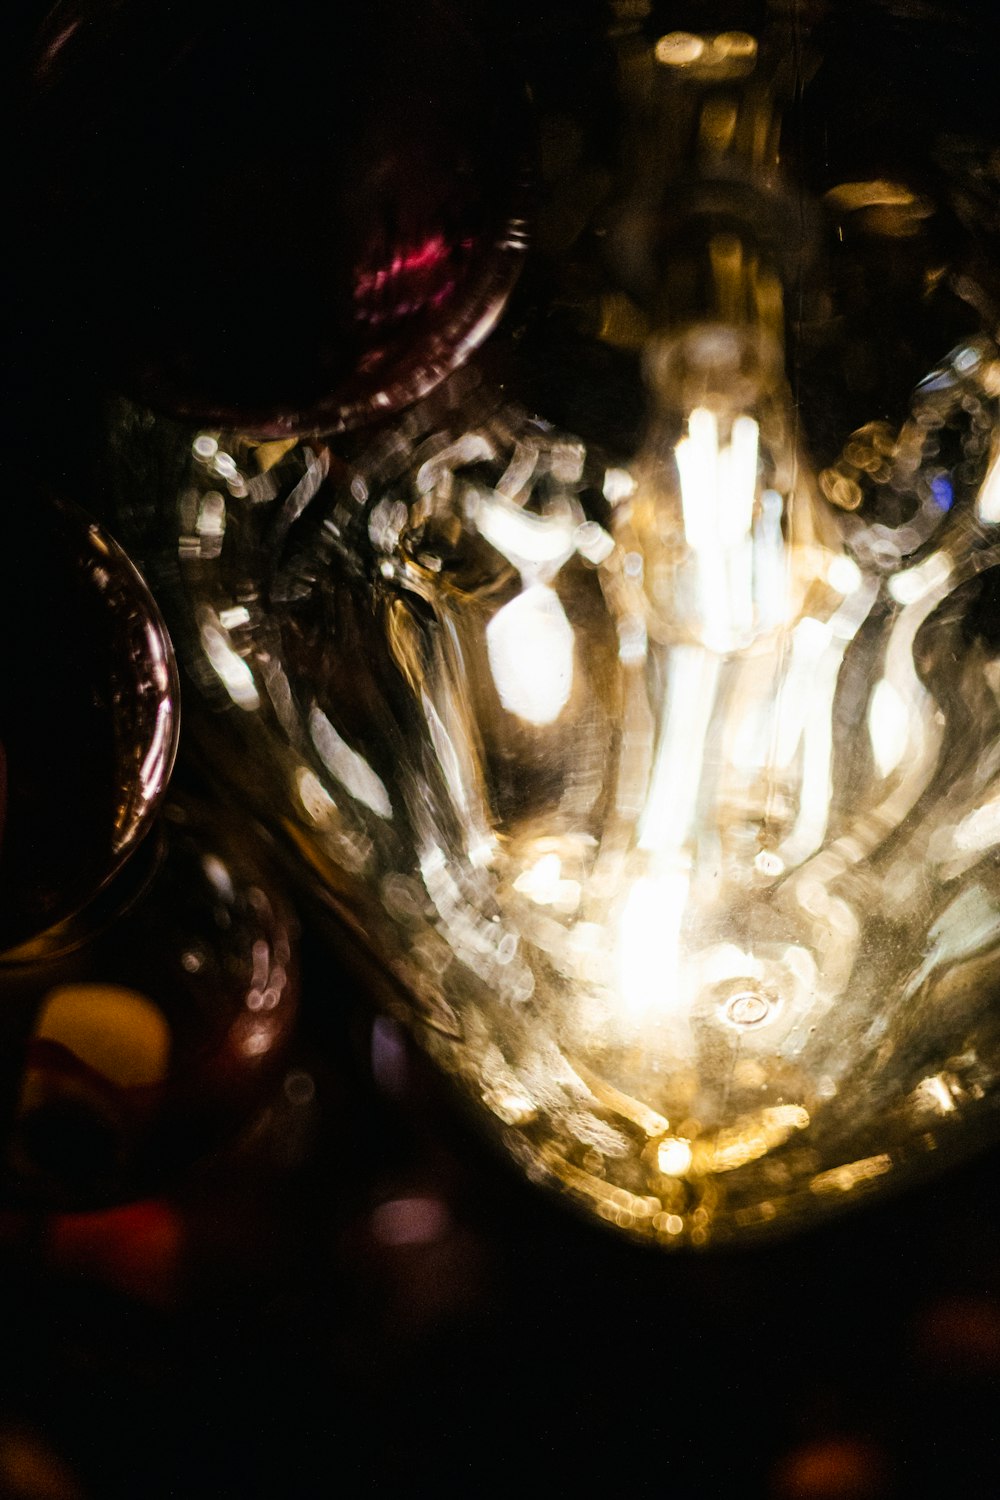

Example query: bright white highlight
[617,871,690,1024]
[674,408,761,649]
[487,586,575,726]
[977,453,1000,524]
[868,678,911,778]
[199,615,260,710]
[309,706,393,819]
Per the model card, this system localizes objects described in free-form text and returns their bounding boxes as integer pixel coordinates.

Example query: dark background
[0,939,999,1500]
[4,3,1000,1496]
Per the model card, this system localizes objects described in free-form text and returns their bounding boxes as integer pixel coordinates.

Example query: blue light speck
[930,474,953,512]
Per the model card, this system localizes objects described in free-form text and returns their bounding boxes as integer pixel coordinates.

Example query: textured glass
[109,3,1000,1244]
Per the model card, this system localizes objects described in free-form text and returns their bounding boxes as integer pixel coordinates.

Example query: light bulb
[107,7,1000,1243]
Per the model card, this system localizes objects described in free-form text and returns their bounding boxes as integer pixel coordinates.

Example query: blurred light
[827,555,862,595]
[33,984,170,1090]
[977,453,1000,523]
[371,1016,409,1097]
[136,20,1000,1255]
[475,491,576,567]
[48,1200,184,1308]
[218,604,250,630]
[913,1073,956,1116]
[487,586,575,725]
[887,548,952,604]
[617,871,690,1024]
[868,679,911,778]
[199,610,261,710]
[513,852,581,911]
[310,706,392,819]
[371,1196,451,1247]
[283,1069,316,1106]
[656,1136,693,1176]
[952,797,1000,857]
[202,854,235,902]
[655,32,705,67]
[603,467,636,504]
[810,1155,893,1195]
[575,520,616,564]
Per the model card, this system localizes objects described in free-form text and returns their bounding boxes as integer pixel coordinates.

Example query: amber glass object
[110,3,1000,1243]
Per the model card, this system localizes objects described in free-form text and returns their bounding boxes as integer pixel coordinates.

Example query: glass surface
[0,795,298,1209]
[109,1,1000,1244]
[0,497,178,952]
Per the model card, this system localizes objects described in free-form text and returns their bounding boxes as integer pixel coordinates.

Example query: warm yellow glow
[199,608,260,710]
[656,1136,694,1176]
[674,407,761,648]
[617,870,690,1025]
[638,646,720,852]
[128,10,1000,1258]
[977,452,1000,524]
[913,1073,957,1116]
[33,985,170,1089]
[696,1105,810,1174]
[513,852,581,912]
[810,1155,893,1195]
[655,32,706,67]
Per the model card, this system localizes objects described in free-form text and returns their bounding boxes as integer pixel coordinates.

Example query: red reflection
[48,1199,184,1306]
[354,232,469,327]
[355,233,450,296]
[771,1436,890,1500]
[915,1294,1000,1371]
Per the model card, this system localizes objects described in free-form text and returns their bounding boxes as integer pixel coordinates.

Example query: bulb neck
[605,18,822,346]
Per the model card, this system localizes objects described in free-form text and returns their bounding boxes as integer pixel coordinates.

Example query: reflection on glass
[110,8,1000,1244]
[0,499,179,952]
[1,798,297,1208]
